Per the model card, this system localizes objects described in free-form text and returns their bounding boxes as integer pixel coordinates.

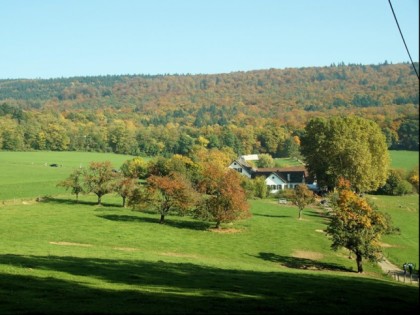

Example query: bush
[395,180,413,196]
[376,169,412,196]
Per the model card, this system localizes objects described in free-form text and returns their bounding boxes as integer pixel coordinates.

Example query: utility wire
[388,0,419,79]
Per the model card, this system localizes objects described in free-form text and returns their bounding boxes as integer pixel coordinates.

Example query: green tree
[108,120,138,154]
[45,123,70,151]
[257,153,275,168]
[300,116,389,192]
[120,157,148,179]
[115,176,138,207]
[291,184,315,219]
[326,178,393,273]
[377,169,412,196]
[83,161,118,205]
[397,119,419,150]
[254,176,268,199]
[0,117,25,150]
[407,166,419,193]
[282,135,302,159]
[57,168,85,202]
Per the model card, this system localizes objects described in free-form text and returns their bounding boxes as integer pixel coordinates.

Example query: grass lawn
[0,195,418,314]
[0,151,418,314]
[389,150,419,171]
[0,151,134,200]
[367,194,419,268]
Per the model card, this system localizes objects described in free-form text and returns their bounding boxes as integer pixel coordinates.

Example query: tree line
[0,62,419,154]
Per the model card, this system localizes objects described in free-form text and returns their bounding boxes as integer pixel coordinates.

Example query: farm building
[228,156,318,193]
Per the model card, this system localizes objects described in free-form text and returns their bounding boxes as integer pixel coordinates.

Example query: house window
[237,168,242,173]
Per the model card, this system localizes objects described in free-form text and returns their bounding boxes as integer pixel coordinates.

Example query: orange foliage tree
[326,178,393,273]
[146,172,198,224]
[196,162,250,229]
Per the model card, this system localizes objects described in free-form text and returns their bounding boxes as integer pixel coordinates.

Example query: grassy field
[389,150,419,171]
[0,150,418,314]
[0,196,418,314]
[0,151,134,200]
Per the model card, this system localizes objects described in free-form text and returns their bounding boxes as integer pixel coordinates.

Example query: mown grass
[0,195,418,314]
[0,150,418,314]
[0,151,134,200]
[389,150,419,171]
[368,194,419,268]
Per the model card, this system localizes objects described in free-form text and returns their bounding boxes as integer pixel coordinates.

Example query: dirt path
[378,257,418,285]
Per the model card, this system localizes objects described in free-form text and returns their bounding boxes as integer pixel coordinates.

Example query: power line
[388,0,419,80]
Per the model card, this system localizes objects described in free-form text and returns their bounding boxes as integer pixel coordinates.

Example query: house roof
[230,159,256,173]
[252,166,308,183]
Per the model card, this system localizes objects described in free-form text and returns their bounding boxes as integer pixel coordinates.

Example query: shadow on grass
[41,197,118,208]
[253,214,291,218]
[303,209,330,219]
[0,254,418,315]
[257,252,351,272]
[97,214,211,231]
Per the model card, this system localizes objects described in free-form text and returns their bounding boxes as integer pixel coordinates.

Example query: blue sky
[1,0,418,79]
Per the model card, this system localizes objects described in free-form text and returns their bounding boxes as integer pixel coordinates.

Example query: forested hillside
[0,62,418,156]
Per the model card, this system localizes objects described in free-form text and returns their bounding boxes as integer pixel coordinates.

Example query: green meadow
[0,151,418,314]
[0,151,134,200]
[389,150,419,171]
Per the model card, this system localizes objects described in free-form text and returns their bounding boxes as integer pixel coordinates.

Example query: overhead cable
[388,0,419,79]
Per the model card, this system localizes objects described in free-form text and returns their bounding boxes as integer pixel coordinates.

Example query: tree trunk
[76,193,79,203]
[122,196,126,208]
[215,220,221,229]
[159,214,165,224]
[298,208,303,219]
[97,195,102,205]
[356,253,363,273]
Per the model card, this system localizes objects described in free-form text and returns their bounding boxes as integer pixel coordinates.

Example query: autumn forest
[0,62,418,156]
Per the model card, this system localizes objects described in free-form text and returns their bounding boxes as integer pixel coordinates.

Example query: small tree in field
[115,176,138,207]
[83,161,118,205]
[57,168,85,202]
[145,172,198,223]
[291,184,315,219]
[326,178,393,273]
[196,162,250,229]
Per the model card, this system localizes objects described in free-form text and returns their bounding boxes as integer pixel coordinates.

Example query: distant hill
[0,62,418,155]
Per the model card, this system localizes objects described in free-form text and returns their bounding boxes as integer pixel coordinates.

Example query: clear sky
[0,0,418,79]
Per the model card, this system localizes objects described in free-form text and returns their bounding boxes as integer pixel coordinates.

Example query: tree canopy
[326,178,394,273]
[300,116,390,192]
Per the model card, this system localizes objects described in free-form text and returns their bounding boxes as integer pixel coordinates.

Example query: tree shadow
[253,214,291,218]
[0,254,418,315]
[256,252,351,272]
[41,197,117,208]
[304,209,330,219]
[97,214,211,231]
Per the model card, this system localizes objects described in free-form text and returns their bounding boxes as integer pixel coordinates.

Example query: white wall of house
[228,161,252,178]
[264,173,286,193]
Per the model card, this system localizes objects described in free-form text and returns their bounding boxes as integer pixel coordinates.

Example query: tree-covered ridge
[1,63,418,111]
[0,62,418,154]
